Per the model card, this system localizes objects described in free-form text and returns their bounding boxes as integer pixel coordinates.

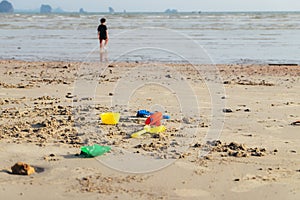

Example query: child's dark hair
[100,18,106,23]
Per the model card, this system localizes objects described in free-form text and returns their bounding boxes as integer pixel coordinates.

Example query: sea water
[0,12,299,64]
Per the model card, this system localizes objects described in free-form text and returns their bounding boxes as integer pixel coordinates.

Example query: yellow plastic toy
[131,125,166,138]
[100,112,120,125]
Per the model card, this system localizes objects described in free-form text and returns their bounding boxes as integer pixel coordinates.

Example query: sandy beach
[0,59,299,200]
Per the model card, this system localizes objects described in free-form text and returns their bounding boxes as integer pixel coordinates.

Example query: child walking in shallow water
[97,18,109,50]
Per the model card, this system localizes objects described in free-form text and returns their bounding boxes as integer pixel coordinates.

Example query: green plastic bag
[80,144,111,157]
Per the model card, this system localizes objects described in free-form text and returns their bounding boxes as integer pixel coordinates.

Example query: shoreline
[1,57,300,66]
[0,59,299,199]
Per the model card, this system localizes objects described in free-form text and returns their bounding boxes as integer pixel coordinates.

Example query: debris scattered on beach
[11,162,35,175]
[291,120,300,126]
[65,93,76,98]
[206,140,266,157]
[44,153,60,161]
[223,108,233,113]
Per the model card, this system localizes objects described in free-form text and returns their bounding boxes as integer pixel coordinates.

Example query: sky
[8,0,300,12]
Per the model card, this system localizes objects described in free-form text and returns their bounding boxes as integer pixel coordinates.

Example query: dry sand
[0,59,299,199]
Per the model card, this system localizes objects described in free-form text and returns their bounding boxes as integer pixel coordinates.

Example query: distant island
[40,4,52,13]
[79,8,86,14]
[11,5,118,14]
[0,3,183,14]
[108,7,115,14]
[0,0,14,13]
[165,9,178,13]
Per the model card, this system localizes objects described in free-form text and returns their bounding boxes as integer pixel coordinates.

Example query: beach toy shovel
[145,112,163,126]
[131,125,166,138]
[80,144,111,157]
[100,112,120,125]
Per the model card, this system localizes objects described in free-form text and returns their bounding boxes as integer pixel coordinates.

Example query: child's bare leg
[100,40,104,49]
[104,38,109,47]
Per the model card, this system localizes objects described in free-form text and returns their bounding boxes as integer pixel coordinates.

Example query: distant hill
[79,8,86,14]
[0,0,14,13]
[109,7,115,14]
[165,9,178,13]
[40,4,52,13]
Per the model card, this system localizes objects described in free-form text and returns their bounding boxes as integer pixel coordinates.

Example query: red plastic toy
[145,112,163,126]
